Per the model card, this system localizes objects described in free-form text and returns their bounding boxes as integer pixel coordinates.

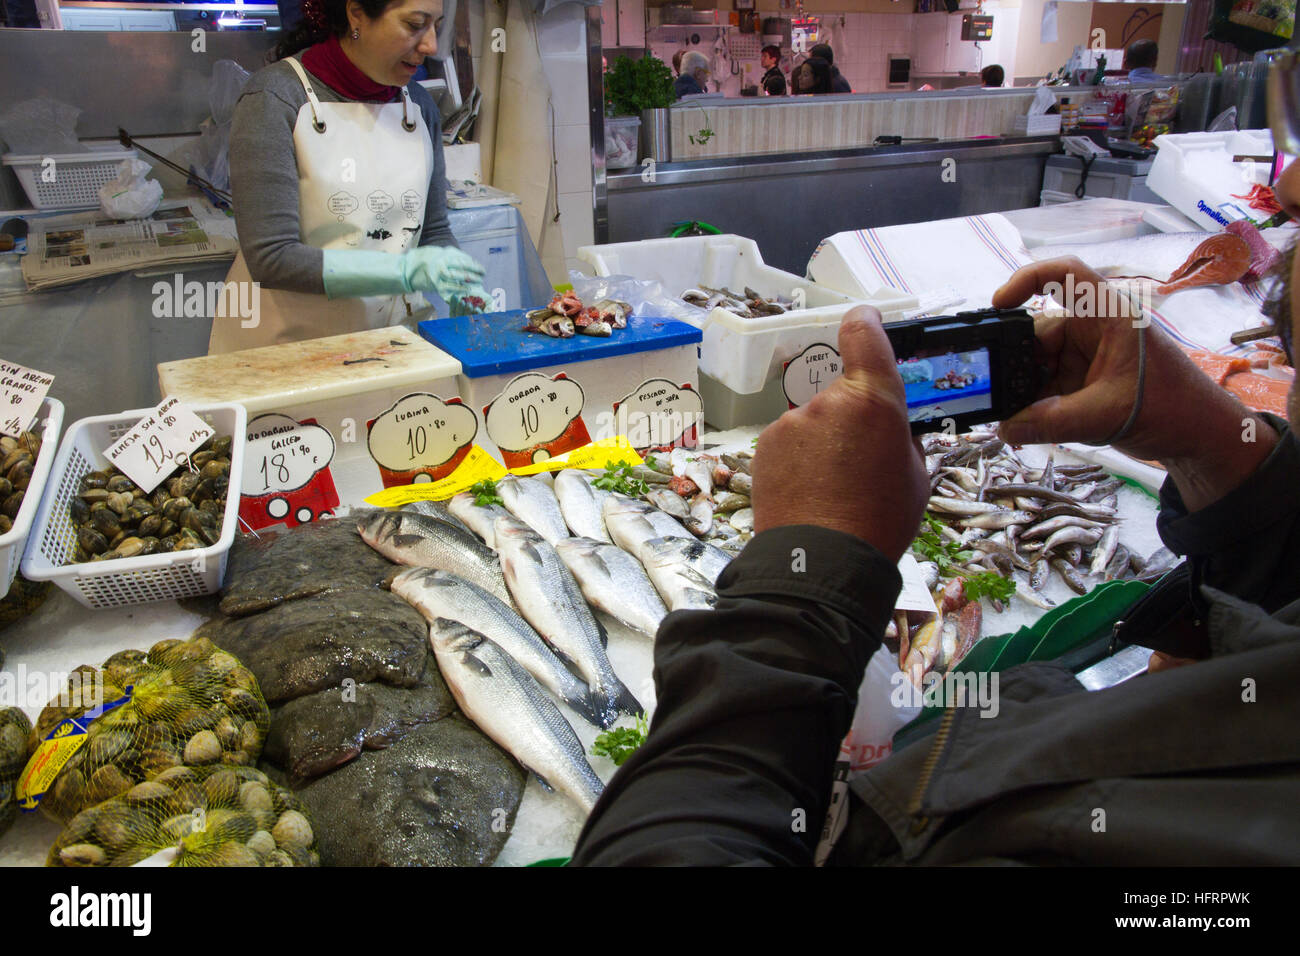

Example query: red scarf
[301,33,399,103]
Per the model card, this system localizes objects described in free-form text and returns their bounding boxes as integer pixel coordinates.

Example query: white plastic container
[1146,129,1275,231]
[22,403,246,609]
[0,396,64,600]
[1,146,138,211]
[158,328,464,527]
[605,116,641,171]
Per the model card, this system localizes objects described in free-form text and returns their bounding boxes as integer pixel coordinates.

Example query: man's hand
[992,258,1279,510]
[751,307,929,561]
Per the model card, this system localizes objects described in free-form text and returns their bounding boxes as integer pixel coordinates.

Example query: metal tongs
[117,128,233,208]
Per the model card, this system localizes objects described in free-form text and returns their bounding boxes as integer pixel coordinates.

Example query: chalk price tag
[0,359,55,438]
[104,398,215,494]
[782,343,842,409]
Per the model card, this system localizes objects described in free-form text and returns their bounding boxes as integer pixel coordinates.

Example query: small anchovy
[1035,501,1118,522]
[1042,525,1104,553]
[959,510,1038,530]
[1087,478,1126,501]
[1062,543,1084,566]
[1104,543,1132,581]
[1015,580,1056,609]
[1029,560,1050,591]
[970,538,1032,571]
[1089,525,1121,576]
[929,497,1003,516]
[1050,557,1090,594]
[1136,546,1179,582]
[986,482,1091,505]
[1021,515,1110,540]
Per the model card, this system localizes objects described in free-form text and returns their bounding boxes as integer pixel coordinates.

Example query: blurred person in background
[761,45,787,96]
[673,49,685,77]
[810,42,852,93]
[1124,39,1165,82]
[675,50,711,97]
[981,64,1005,88]
[793,55,833,95]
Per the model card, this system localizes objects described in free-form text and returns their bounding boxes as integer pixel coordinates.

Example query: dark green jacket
[571,417,1300,865]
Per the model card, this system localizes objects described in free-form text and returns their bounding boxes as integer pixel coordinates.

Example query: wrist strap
[1086,317,1147,448]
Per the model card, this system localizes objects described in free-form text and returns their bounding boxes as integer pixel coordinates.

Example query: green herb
[603,55,677,116]
[592,460,647,497]
[591,713,648,766]
[959,570,1016,603]
[686,105,715,147]
[644,454,657,469]
[910,514,971,577]
[469,479,503,507]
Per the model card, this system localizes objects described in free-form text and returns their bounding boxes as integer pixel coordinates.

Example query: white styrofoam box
[22,404,246,609]
[444,143,483,184]
[1,397,63,600]
[577,234,864,331]
[157,328,464,528]
[1147,129,1276,231]
[1006,197,1164,247]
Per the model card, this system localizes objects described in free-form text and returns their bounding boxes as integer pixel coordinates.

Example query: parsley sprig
[469,478,503,507]
[592,461,647,497]
[591,713,648,766]
[912,514,1015,603]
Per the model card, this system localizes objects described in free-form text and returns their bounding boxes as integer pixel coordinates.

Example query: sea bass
[554,536,669,638]
[428,618,605,814]
[602,495,690,561]
[390,568,605,728]
[494,516,642,725]
[356,510,511,606]
[447,492,511,549]
[640,535,731,612]
[497,474,570,545]
[553,469,613,543]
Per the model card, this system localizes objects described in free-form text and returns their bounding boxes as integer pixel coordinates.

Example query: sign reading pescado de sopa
[0,358,54,438]
[104,397,215,494]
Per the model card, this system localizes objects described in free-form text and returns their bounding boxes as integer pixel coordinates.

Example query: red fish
[1155,234,1251,294]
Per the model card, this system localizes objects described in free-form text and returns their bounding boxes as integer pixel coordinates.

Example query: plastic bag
[99,158,164,220]
[0,98,87,155]
[841,643,922,777]
[566,271,708,328]
[188,60,251,197]
[20,635,271,824]
[47,765,319,867]
[0,707,32,838]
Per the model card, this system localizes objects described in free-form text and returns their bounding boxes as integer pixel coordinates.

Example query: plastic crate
[1,146,137,211]
[1146,129,1274,231]
[0,397,64,600]
[21,403,246,609]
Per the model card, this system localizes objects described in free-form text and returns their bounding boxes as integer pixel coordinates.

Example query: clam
[272,810,314,849]
[59,843,108,867]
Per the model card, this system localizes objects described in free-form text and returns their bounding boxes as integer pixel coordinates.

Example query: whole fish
[554,469,613,543]
[712,491,751,514]
[390,568,604,727]
[645,488,690,521]
[671,448,715,499]
[428,618,605,814]
[728,472,753,495]
[640,537,721,611]
[728,507,754,534]
[641,454,674,476]
[357,510,511,605]
[554,536,669,638]
[903,618,941,688]
[1050,557,1090,594]
[1104,543,1132,581]
[1021,515,1110,539]
[685,494,713,536]
[1089,525,1121,576]
[603,495,691,560]
[1034,501,1117,522]
[399,500,477,538]
[497,474,570,545]
[929,497,1002,516]
[448,492,511,549]
[494,516,642,724]
[1042,525,1103,553]
[721,452,752,474]
[959,510,1037,530]
[1137,546,1179,583]
[628,464,672,485]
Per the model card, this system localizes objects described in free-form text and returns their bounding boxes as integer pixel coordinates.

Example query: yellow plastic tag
[16,687,134,812]
[363,444,507,506]
[509,437,644,475]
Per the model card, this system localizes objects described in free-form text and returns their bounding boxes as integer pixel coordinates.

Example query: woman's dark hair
[762,44,780,61]
[274,0,392,60]
[794,56,833,95]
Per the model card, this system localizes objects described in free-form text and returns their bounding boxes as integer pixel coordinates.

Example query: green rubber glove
[322,247,485,301]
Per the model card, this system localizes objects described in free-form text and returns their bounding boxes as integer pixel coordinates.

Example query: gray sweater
[228,55,457,296]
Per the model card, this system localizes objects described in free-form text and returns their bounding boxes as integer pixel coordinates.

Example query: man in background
[761,45,786,96]
[981,63,1005,88]
[675,50,711,97]
[1124,39,1165,82]
[810,42,852,93]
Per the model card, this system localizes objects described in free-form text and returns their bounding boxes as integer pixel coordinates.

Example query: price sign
[104,398,214,494]
[367,393,477,473]
[242,413,336,496]
[782,343,843,409]
[613,379,703,452]
[0,360,55,438]
[484,372,586,457]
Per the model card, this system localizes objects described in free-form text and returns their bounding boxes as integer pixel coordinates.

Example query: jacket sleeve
[1156,414,1300,613]
[569,526,901,866]
[410,84,458,249]
[227,74,328,295]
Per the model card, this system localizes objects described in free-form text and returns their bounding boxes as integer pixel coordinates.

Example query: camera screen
[897,346,993,425]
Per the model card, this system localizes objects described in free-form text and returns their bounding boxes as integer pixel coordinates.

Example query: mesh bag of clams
[70,434,231,562]
[28,635,269,824]
[0,429,42,536]
[47,765,319,867]
[1,707,33,838]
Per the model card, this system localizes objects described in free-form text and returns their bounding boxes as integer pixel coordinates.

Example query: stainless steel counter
[603,136,1058,275]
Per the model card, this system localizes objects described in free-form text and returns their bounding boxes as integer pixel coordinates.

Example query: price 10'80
[404,419,447,462]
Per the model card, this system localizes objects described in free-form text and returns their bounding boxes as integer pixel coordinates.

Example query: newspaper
[20,199,238,291]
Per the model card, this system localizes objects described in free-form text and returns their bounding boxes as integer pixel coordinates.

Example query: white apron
[209,57,435,354]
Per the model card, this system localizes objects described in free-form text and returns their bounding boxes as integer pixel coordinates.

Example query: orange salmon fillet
[1222,371,1291,415]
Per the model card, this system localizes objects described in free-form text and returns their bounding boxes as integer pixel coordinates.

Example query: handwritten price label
[484,373,585,453]
[782,343,842,409]
[103,397,214,494]
[243,413,336,495]
[367,393,477,471]
[613,378,703,452]
[0,359,55,438]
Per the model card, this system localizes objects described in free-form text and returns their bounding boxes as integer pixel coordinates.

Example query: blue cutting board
[418,311,702,379]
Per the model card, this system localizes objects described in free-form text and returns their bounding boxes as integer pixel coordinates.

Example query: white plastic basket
[1,146,138,211]
[21,403,247,609]
[0,396,64,601]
